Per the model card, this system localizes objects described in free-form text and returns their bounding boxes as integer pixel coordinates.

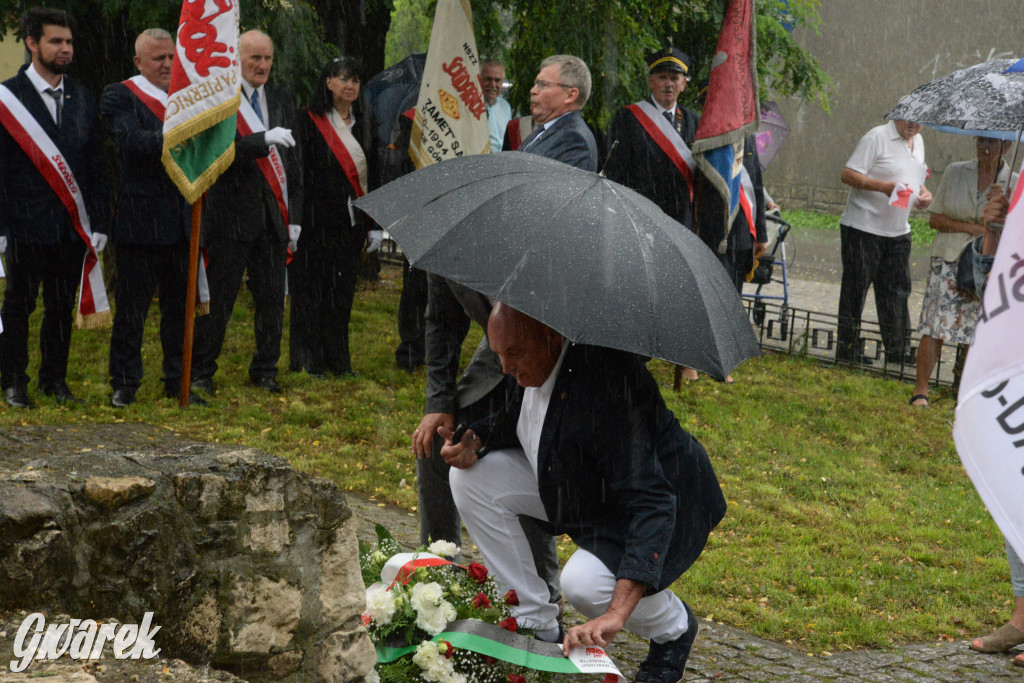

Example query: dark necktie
[46,88,62,128]
[521,127,543,152]
[663,110,674,127]
[250,88,264,124]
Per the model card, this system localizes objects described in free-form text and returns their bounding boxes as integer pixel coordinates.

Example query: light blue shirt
[486,96,512,152]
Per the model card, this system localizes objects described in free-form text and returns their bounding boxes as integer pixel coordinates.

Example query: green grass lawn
[783,208,935,246]
[0,263,1006,655]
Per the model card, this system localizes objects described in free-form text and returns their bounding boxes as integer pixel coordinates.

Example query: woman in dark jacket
[289,57,379,376]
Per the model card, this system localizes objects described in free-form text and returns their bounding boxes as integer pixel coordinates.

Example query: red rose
[467,562,489,583]
[507,675,527,683]
[483,655,498,666]
[499,617,518,632]
[360,613,372,626]
[503,589,519,606]
[472,592,492,608]
[438,640,454,659]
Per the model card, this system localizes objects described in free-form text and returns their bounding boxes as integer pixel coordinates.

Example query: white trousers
[450,447,690,642]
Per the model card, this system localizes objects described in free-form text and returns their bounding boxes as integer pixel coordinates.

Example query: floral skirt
[916,257,980,344]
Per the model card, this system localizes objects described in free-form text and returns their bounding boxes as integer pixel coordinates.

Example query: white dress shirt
[25,62,64,125]
[516,341,570,477]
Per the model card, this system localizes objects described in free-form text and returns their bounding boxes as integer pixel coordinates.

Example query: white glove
[365,229,383,254]
[288,224,301,242]
[265,127,295,148]
[90,232,108,253]
[0,236,6,254]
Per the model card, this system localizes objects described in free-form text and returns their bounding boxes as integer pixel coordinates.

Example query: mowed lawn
[0,259,1007,654]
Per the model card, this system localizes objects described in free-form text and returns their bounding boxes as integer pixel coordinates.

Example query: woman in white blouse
[909,136,1014,407]
[290,57,379,377]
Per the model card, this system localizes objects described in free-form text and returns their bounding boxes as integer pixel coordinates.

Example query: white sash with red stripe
[122,76,210,313]
[0,84,110,328]
[738,165,756,240]
[308,111,365,197]
[122,74,167,120]
[236,94,289,226]
[627,101,696,199]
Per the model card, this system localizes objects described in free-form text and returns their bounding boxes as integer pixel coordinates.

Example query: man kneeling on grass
[439,303,727,683]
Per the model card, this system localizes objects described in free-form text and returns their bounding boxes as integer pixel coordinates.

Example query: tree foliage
[385,0,431,67]
[0,0,390,106]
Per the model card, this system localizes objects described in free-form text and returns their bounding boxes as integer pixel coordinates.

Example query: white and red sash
[308,111,365,197]
[738,164,756,240]
[237,93,289,226]
[122,76,210,312]
[626,101,696,201]
[122,74,166,120]
[0,84,110,328]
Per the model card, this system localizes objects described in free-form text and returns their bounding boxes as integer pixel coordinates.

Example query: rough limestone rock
[0,426,375,682]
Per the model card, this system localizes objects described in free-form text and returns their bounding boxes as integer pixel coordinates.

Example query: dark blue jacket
[101,81,189,246]
[471,343,726,591]
[0,65,108,243]
[521,110,598,172]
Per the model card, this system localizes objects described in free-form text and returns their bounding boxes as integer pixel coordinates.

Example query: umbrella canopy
[363,53,426,147]
[885,59,1024,131]
[755,100,790,170]
[354,152,760,379]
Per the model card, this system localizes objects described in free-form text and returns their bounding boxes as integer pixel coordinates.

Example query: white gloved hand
[90,232,108,253]
[365,229,383,254]
[0,236,7,254]
[288,224,301,242]
[265,127,295,148]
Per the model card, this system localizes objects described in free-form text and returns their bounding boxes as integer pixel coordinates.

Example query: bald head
[240,30,274,88]
[488,304,565,387]
[134,29,174,91]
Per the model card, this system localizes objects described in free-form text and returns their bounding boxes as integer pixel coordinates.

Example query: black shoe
[250,377,283,393]
[111,389,136,408]
[166,388,208,406]
[636,602,698,683]
[190,377,215,394]
[4,385,34,409]
[40,382,82,404]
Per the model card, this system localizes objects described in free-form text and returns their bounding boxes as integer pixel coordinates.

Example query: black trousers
[836,225,912,361]
[718,249,753,294]
[288,237,362,375]
[395,257,427,369]
[0,237,86,390]
[108,242,189,394]
[193,227,286,382]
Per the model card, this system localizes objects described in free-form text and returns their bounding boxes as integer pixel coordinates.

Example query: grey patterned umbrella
[885,59,1024,131]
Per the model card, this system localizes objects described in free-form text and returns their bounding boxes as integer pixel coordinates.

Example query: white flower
[427,540,460,558]
[412,641,456,682]
[411,582,456,635]
[364,584,396,625]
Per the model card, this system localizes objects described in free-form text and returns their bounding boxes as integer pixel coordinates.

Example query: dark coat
[204,83,303,243]
[471,344,727,591]
[604,99,700,229]
[0,65,108,243]
[101,81,189,246]
[695,134,767,261]
[520,110,598,172]
[294,104,376,249]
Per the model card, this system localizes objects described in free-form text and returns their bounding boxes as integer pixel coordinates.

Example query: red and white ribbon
[122,74,167,120]
[237,94,289,225]
[0,84,109,328]
[627,101,696,200]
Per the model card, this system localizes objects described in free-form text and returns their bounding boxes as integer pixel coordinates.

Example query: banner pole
[180,198,202,408]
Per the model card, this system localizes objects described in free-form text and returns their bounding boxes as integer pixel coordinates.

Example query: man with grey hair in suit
[410,55,599,635]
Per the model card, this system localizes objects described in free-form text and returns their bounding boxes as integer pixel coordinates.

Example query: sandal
[968,623,1024,653]
[909,394,929,408]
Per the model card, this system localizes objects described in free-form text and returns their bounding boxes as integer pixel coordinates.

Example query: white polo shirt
[840,120,928,237]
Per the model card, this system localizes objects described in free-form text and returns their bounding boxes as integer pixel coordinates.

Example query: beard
[40,54,69,74]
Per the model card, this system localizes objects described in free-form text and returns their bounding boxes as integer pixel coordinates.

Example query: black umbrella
[354,152,760,379]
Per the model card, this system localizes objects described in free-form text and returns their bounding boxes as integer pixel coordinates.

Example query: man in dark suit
[605,47,700,230]
[444,304,726,682]
[103,28,204,408]
[0,8,109,409]
[518,54,598,171]
[191,30,302,395]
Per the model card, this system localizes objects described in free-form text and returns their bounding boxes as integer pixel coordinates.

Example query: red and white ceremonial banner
[0,84,110,329]
[627,100,696,200]
[954,163,1024,560]
[237,95,289,225]
[409,0,490,169]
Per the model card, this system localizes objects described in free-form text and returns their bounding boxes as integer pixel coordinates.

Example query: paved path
[349,493,1023,682]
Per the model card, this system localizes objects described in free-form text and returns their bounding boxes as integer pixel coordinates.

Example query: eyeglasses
[533,79,572,90]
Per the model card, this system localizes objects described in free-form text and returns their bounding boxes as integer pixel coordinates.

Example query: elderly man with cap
[605,47,700,230]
